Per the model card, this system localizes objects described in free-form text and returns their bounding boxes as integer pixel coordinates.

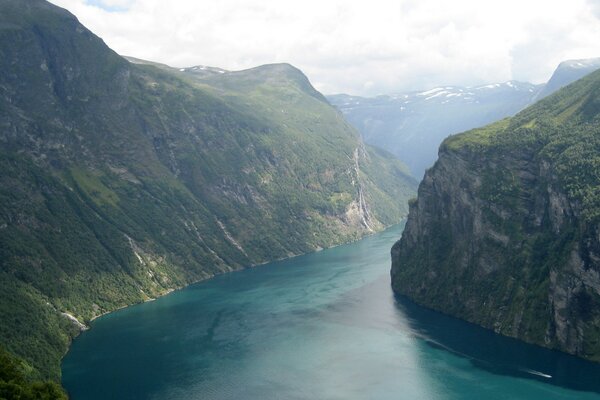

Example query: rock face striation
[0,0,416,379]
[392,68,600,361]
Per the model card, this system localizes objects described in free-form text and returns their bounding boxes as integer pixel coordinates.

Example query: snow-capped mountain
[329,57,600,178]
[328,81,542,178]
[125,56,229,77]
[179,65,229,76]
[535,57,600,100]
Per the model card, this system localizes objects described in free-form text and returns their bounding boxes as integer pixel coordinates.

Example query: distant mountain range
[328,57,600,178]
[392,65,600,363]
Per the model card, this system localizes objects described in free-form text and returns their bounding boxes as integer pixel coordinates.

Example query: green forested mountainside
[0,347,67,399]
[0,0,416,381]
[392,68,600,360]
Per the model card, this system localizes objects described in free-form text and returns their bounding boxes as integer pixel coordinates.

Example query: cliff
[391,68,600,360]
[0,0,416,380]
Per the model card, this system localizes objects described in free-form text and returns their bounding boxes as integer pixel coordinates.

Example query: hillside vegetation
[392,68,600,360]
[0,0,416,381]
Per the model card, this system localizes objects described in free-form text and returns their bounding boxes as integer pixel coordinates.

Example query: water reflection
[394,294,600,394]
[63,225,600,400]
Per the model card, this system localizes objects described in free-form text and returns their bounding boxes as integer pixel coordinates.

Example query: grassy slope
[443,68,600,222]
[0,0,416,381]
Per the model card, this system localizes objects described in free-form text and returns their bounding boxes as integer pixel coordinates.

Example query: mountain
[535,57,600,100]
[0,0,416,382]
[328,57,600,179]
[328,81,542,177]
[391,68,600,360]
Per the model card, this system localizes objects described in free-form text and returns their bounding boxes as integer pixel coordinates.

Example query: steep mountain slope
[0,346,66,399]
[0,0,416,380]
[535,57,600,100]
[328,82,541,177]
[329,57,600,179]
[391,68,600,360]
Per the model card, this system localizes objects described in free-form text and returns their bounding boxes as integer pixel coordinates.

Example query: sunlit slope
[0,0,416,380]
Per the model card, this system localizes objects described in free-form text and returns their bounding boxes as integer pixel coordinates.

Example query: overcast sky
[49,0,600,96]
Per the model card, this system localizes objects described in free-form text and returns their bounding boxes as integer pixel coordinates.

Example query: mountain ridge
[0,0,416,381]
[328,57,600,178]
[534,57,600,100]
[391,68,600,360]
[328,80,541,177]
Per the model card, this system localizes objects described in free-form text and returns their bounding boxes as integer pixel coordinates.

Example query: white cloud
[49,0,600,96]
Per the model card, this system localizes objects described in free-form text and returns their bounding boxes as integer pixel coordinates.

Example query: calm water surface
[62,224,600,399]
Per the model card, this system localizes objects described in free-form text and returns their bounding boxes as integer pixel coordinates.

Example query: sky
[49,0,600,96]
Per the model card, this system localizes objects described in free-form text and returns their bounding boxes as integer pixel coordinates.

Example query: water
[62,224,600,399]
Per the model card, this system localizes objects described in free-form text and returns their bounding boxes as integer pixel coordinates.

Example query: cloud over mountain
[50,0,600,95]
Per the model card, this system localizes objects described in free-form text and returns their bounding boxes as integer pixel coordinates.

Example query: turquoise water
[62,224,600,399]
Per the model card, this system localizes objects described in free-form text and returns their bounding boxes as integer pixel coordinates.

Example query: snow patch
[418,87,445,96]
[478,83,501,89]
[425,91,449,100]
[562,58,600,69]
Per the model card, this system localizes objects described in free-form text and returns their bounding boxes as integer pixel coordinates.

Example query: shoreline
[60,220,406,371]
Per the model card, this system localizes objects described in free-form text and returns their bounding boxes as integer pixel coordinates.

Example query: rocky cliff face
[0,0,416,380]
[391,70,600,361]
[329,57,600,179]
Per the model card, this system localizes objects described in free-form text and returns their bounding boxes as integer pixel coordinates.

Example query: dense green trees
[0,348,67,400]
[393,67,600,360]
[0,0,416,383]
